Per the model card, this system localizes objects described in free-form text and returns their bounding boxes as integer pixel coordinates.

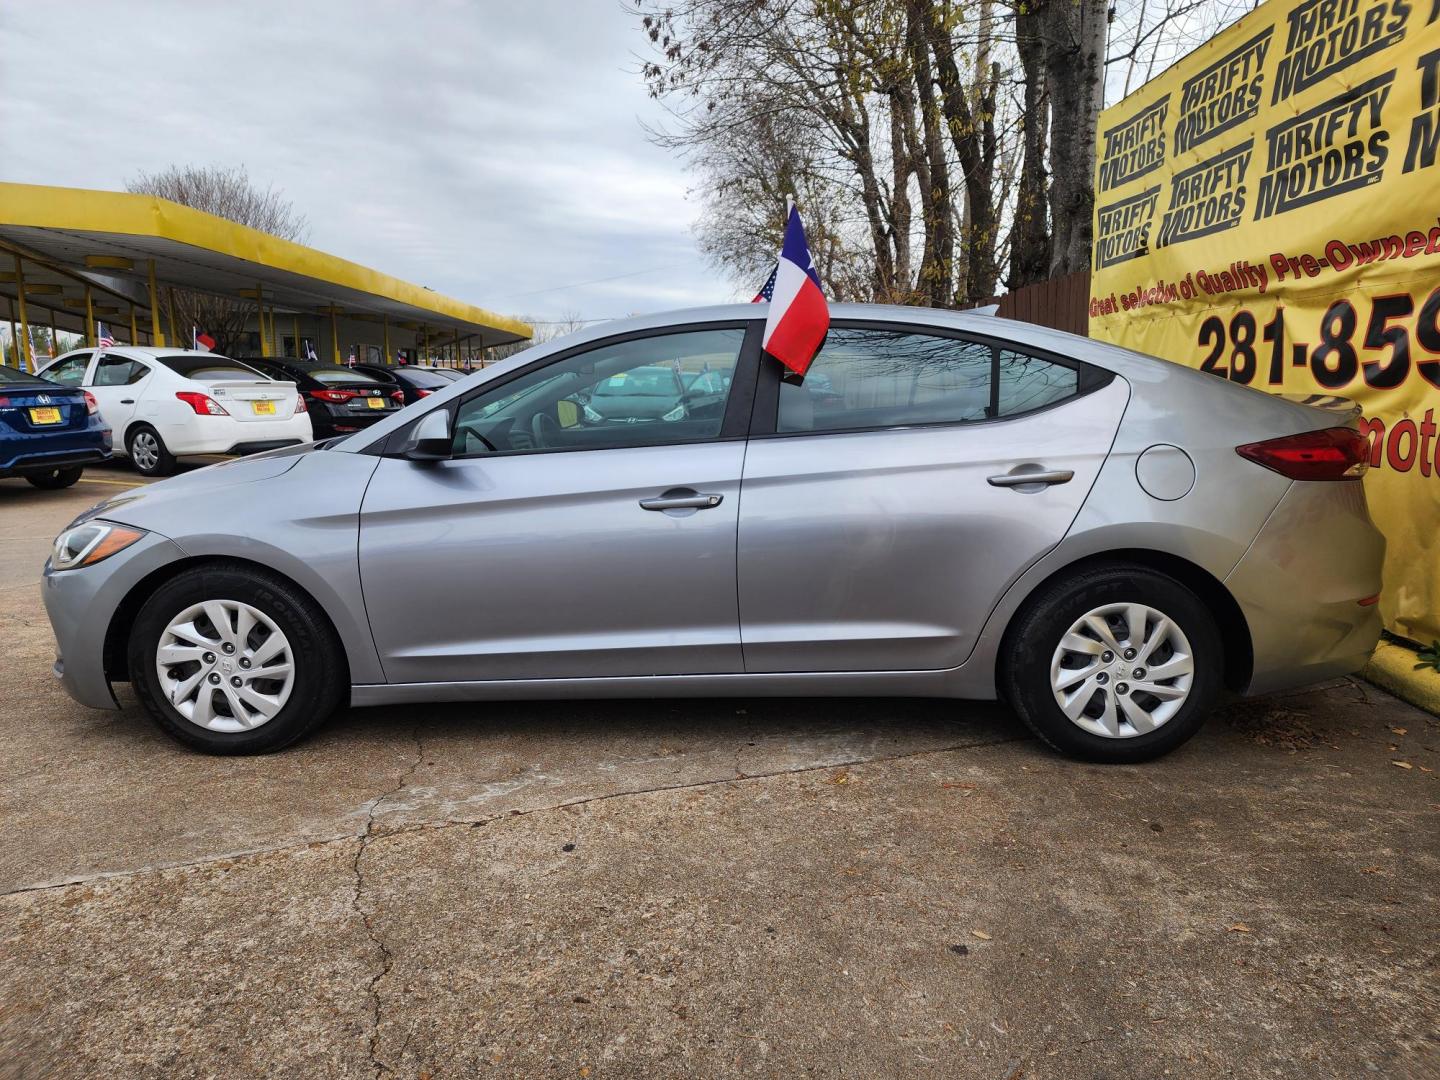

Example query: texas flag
[192,327,216,352]
[753,204,829,375]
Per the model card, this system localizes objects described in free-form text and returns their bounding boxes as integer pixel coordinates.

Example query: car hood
[73,440,329,530]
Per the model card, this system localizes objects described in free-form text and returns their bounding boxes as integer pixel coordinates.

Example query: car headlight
[51,521,147,571]
[661,403,686,422]
[583,403,603,423]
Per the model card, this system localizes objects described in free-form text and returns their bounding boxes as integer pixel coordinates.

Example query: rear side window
[776,328,1085,433]
[159,355,266,381]
[94,355,150,386]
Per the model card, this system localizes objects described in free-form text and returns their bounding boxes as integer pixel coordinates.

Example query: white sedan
[36,347,313,476]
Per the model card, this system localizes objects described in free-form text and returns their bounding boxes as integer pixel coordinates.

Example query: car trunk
[0,384,91,433]
[207,379,302,422]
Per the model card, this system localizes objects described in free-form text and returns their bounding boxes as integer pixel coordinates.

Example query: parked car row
[2,350,466,484]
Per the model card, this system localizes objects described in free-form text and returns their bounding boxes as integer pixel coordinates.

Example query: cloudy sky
[0,1,733,327]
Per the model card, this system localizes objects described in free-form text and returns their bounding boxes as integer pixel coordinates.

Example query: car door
[87,353,151,438]
[736,323,1129,673]
[358,322,760,684]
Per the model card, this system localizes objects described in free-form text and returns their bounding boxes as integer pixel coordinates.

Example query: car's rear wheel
[25,466,84,489]
[128,565,345,754]
[1002,565,1222,763]
[126,425,177,477]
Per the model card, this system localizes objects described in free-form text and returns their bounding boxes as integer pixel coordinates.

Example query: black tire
[126,424,177,477]
[1001,564,1222,763]
[25,466,84,489]
[128,564,346,754]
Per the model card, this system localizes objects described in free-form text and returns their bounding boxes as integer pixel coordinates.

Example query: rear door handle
[987,469,1074,489]
[640,492,724,511]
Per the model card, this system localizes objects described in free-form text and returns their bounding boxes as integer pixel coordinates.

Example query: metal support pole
[50,310,61,359]
[130,305,139,345]
[166,288,179,349]
[383,316,391,364]
[7,296,17,367]
[330,310,339,363]
[292,315,300,358]
[84,286,95,347]
[13,253,31,372]
[147,260,165,346]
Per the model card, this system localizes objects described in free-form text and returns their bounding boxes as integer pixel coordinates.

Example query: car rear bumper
[0,446,112,479]
[164,415,313,455]
[42,531,188,711]
[1226,480,1385,696]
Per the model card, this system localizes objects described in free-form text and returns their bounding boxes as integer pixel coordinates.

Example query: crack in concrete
[0,731,1024,900]
[351,723,425,1079]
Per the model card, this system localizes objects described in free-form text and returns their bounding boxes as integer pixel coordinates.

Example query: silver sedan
[41,304,1384,762]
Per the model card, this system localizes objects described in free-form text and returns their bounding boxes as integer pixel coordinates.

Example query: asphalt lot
[1,461,1437,1079]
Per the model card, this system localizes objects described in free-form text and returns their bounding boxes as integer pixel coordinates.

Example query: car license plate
[367,397,385,409]
[28,407,62,425]
[251,400,277,416]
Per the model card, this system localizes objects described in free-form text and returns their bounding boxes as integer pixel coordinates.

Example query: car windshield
[0,365,50,385]
[312,369,387,386]
[593,368,678,396]
[159,355,268,381]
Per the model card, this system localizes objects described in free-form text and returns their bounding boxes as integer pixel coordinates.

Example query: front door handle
[640,491,724,511]
[987,468,1074,489]
[120,399,135,404]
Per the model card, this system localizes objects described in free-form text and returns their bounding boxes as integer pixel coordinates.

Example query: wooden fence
[960,270,1092,337]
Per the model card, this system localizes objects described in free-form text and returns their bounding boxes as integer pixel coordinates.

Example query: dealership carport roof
[0,181,530,360]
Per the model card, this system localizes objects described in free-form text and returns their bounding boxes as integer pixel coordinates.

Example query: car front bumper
[1226,479,1386,696]
[42,530,189,710]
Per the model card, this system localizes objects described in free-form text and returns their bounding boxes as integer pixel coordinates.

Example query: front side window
[452,328,744,456]
[42,353,92,386]
[776,328,1084,433]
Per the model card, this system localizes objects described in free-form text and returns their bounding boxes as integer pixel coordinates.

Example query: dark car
[240,359,404,438]
[352,363,455,404]
[0,364,111,488]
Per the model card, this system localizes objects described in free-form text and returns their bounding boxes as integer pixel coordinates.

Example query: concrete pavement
[1,469,1437,1078]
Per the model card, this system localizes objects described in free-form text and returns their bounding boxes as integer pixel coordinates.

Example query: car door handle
[120,399,135,404]
[640,492,724,511]
[987,468,1074,488]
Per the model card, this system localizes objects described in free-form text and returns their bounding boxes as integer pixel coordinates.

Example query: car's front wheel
[126,425,177,477]
[26,466,84,489]
[1002,565,1222,763]
[128,565,346,754]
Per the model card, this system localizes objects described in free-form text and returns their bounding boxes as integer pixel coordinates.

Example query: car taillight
[390,390,404,403]
[0,396,10,408]
[175,390,229,416]
[84,391,99,415]
[312,389,357,403]
[416,389,433,398]
[1236,427,1370,481]
[294,395,307,413]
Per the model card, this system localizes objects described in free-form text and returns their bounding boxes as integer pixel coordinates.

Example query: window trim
[749,319,1114,439]
[385,320,763,461]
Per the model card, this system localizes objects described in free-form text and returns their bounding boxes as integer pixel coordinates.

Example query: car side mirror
[401,408,453,461]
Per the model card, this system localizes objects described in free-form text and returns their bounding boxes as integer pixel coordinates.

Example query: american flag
[97,322,116,349]
[752,263,778,303]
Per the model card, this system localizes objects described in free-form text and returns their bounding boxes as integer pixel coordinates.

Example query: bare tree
[126,165,309,355]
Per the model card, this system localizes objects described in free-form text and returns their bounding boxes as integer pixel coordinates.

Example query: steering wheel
[530,412,561,448]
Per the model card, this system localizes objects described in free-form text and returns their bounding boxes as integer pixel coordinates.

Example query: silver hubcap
[155,600,295,732]
[1050,602,1194,739]
[131,432,158,470]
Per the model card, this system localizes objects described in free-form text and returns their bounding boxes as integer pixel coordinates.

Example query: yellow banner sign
[1090,0,1440,644]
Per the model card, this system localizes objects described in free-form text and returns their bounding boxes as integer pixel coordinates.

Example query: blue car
[0,364,112,489]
